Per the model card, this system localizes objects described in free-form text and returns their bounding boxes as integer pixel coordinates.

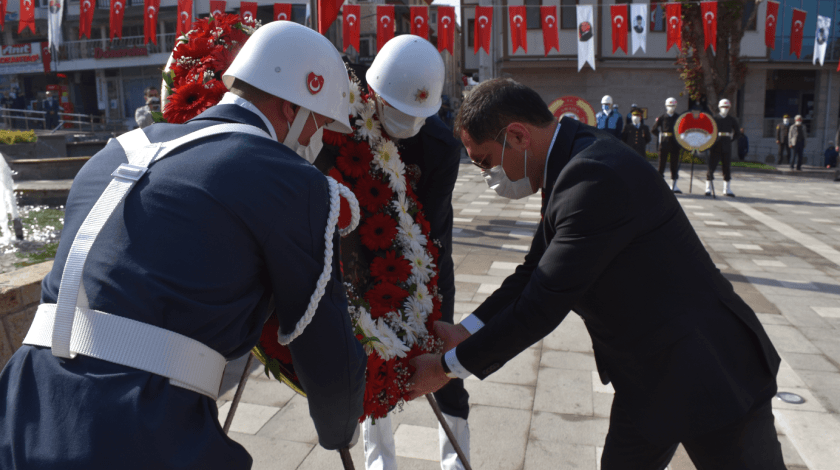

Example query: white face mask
[376,99,426,139]
[783,118,790,125]
[481,129,534,200]
[719,107,729,118]
[666,105,676,115]
[631,115,641,126]
[283,107,324,164]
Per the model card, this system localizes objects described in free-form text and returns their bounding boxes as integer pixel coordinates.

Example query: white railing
[0,107,106,132]
[60,33,177,62]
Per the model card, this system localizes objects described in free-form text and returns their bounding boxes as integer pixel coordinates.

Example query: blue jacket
[596,109,623,138]
[0,104,366,469]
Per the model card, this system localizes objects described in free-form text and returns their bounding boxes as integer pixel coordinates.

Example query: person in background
[621,106,651,158]
[135,86,161,129]
[651,97,681,193]
[788,115,806,171]
[43,90,61,130]
[625,103,642,127]
[737,128,749,161]
[776,115,791,165]
[824,142,838,168]
[596,95,623,139]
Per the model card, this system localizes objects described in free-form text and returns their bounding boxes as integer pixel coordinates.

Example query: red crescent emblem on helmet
[307,72,324,95]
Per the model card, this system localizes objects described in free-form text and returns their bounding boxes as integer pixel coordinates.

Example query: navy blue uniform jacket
[456,118,780,444]
[0,105,367,469]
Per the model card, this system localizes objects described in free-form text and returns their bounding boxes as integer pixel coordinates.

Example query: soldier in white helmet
[596,95,623,138]
[651,97,682,193]
[0,21,365,469]
[315,35,468,470]
[707,98,740,197]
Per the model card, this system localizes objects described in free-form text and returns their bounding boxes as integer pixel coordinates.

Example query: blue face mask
[602,104,611,113]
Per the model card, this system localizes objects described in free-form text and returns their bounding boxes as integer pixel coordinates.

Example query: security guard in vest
[596,95,623,139]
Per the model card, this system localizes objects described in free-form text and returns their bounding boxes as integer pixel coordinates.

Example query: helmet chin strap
[283,106,311,148]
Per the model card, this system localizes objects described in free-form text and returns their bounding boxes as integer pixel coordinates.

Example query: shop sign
[94,47,149,59]
[0,42,43,74]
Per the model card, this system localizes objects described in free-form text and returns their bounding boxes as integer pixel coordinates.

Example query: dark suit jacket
[456,117,780,444]
[0,105,366,469]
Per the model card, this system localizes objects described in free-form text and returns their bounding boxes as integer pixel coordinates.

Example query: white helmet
[366,35,444,118]
[601,95,613,106]
[223,21,352,133]
[665,97,677,107]
[718,99,731,109]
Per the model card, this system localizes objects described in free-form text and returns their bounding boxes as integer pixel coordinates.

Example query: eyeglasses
[469,126,508,171]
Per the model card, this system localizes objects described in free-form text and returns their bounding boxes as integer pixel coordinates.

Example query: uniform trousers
[777,144,790,165]
[707,141,732,181]
[601,397,785,470]
[657,141,680,180]
[791,146,804,170]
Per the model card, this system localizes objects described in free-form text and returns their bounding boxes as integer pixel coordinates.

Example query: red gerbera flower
[370,251,412,284]
[415,213,431,236]
[259,316,293,365]
[336,140,374,179]
[365,282,409,318]
[164,79,226,123]
[355,176,393,213]
[323,129,348,147]
[359,213,398,251]
[329,168,352,230]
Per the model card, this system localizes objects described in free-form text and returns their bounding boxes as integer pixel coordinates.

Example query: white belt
[21,123,274,400]
[23,303,226,399]
[718,132,733,137]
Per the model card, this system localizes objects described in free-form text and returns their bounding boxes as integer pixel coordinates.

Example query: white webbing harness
[23,124,360,399]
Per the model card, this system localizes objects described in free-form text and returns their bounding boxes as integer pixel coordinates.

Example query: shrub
[0,130,37,145]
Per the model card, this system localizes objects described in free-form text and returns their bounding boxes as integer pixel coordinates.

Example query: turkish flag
[110,0,125,40]
[474,6,492,54]
[790,8,806,59]
[144,0,160,45]
[0,0,5,31]
[509,6,526,53]
[318,0,344,34]
[342,4,359,53]
[176,0,191,36]
[437,6,455,54]
[700,2,716,52]
[240,2,257,25]
[610,4,627,54]
[665,2,681,52]
[79,0,94,38]
[410,6,428,40]
[274,3,291,21]
[765,0,778,49]
[19,0,35,34]
[377,5,394,52]
[541,6,559,56]
[41,41,51,73]
[210,0,226,18]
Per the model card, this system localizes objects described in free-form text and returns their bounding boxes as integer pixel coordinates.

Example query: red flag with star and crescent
[79,0,94,38]
[790,8,806,59]
[610,4,627,54]
[110,0,125,40]
[342,4,359,53]
[19,0,35,34]
[765,0,778,49]
[437,5,455,54]
[509,6,527,53]
[274,3,291,22]
[665,2,681,52]
[475,6,493,54]
[541,6,559,56]
[210,0,225,18]
[240,2,257,26]
[410,6,428,39]
[317,0,344,34]
[0,0,5,31]
[144,0,159,45]
[377,5,395,52]
[700,1,716,52]
[176,0,191,36]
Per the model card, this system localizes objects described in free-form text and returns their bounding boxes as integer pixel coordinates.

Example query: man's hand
[434,321,471,352]
[406,354,450,400]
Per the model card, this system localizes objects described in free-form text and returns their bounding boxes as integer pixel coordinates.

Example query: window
[524,0,541,30]
[359,38,371,56]
[467,18,474,47]
[292,4,307,25]
[561,0,576,30]
[742,1,756,31]
[650,3,664,32]
[431,12,436,24]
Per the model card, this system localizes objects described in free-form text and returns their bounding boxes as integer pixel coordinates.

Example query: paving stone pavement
[218,159,840,470]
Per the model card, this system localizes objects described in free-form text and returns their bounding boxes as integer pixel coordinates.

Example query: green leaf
[163,70,175,89]
[151,111,167,123]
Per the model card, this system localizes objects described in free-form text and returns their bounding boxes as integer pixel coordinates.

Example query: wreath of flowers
[161,15,443,421]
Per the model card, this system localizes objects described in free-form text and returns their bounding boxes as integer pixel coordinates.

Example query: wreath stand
[223,353,473,470]
[688,150,715,198]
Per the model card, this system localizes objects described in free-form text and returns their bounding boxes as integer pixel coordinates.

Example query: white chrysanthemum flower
[357,308,387,357]
[373,140,399,172]
[355,103,381,143]
[399,319,419,347]
[348,80,365,116]
[404,296,426,321]
[392,193,413,229]
[398,223,426,254]
[385,158,407,193]
[413,284,434,314]
[375,318,410,359]
[409,250,436,284]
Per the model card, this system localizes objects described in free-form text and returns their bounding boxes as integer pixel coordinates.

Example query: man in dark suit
[407,79,784,469]
[0,22,366,469]
[42,90,60,130]
[620,106,650,157]
[776,115,791,164]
